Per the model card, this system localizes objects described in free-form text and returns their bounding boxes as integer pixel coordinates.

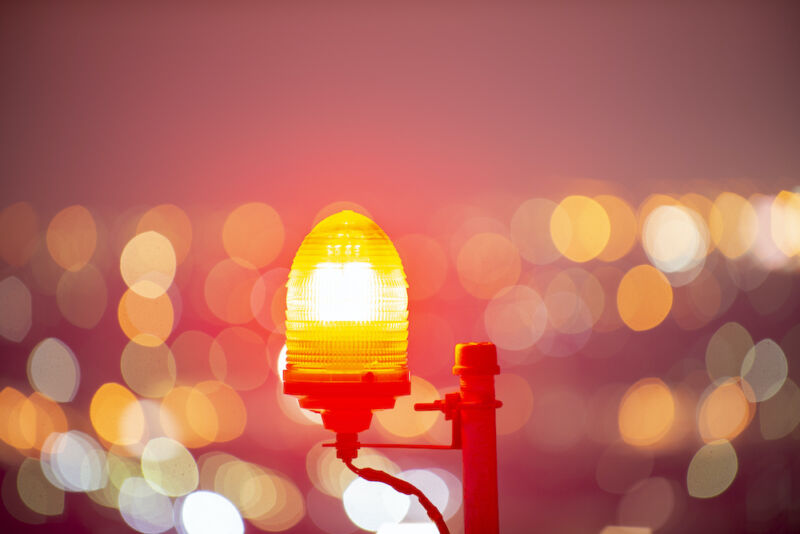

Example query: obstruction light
[284,209,500,534]
[284,210,410,433]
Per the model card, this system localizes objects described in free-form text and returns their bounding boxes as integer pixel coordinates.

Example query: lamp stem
[454,342,501,534]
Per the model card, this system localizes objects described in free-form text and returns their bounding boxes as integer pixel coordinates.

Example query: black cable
[342,458,450,534]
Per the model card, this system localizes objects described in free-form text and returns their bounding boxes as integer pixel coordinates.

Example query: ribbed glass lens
[285,210,408,383]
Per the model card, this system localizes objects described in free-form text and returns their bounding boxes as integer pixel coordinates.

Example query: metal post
[454,342,500,534]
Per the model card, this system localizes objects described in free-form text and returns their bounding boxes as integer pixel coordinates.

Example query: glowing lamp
[284,210,410,432]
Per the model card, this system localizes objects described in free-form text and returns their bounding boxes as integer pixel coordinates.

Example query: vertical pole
[454,342,500,534]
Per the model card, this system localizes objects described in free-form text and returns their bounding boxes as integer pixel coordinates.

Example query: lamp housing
[283,210,410,432]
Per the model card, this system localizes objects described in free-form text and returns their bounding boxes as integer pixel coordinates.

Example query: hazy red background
[2,2,800,534]
[3,1,799,214]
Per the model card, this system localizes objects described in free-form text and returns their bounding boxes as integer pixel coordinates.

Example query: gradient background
[2,1,800,533]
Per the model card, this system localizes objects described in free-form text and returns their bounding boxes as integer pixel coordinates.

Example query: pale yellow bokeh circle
[141,437,198,497]
[771,190,800,257]
[687,440,738,498]
[376,376,440,438]
[594,195,637,262]
[120,231,176,298]
[709,192,758,259]
[550,195,611,262]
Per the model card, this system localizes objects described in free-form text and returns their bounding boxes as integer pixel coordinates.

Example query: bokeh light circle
[456,232,521,299]
[178,491,244,534]
[118,476,174,534]
[136,204,193,264]
[709,192,758,259]
[56,264,108,328]
[222,202,284,268]
[90,382,145,446]
[618,378,675,447]
[27,337,80,402]
[16,457,64,516]
[494,373,534,435]
[40,430,108,492]
[398,469,449,523]
[250,267,290,333]
[343,477,410,532]
[705,322,753,382]
[595,195,637,262]
[643,205,707,273]
[759,378,800,440]
[0,276,32,342]
[209,326,269,391]
[204,258,260,324]
[118,289,174,347]
[510,198,562,265]
[376,376,439,438]
[740,339,788,402]
[687,440,738,499]
[616,265,673,331]
[46,205,97,271]
[141,437,199,497]
[121,341,177,398]
[484,285,548,351]
[770,190,800,257]
[550,195,611,262]
[698,379,753,443]
[121,231,177,298]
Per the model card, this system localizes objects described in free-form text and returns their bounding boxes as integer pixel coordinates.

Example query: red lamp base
[283,376,410,433]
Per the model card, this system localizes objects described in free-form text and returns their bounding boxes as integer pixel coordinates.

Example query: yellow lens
[284,211,409,387]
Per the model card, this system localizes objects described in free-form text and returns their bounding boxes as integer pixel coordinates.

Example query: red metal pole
[454,342,500,534]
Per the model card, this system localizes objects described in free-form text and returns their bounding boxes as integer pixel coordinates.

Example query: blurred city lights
[2,4,799,531]
[0,189,798,532]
